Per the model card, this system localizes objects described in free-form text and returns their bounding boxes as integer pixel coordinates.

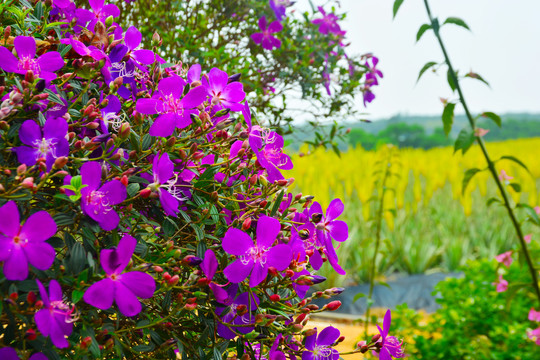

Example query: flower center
[86,190,111,214]
[162,94,183,114]
[111,61,134,79]
[313,345,332,358]
[103,112,123,131]
[33,137,56,157]
[240,245,269,266]
[18,56,40,74]
[13,235,27,246]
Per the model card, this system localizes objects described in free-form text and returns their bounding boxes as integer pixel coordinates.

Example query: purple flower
[269,0,290,22]
[35,279,76,349]
[365,56,383,86]
[222,215,292,287]
[124,26,156,65]
[136,76,207,137]
[14,118,69,171]
[0,348,48,360]
[0,36,64,80]
[251,130,293,183]
[84,235,156,316]
[309,199,349,275]
[528,327,540,345]
[312,7,342,35]
[251,16,283,51]
[376,310,405,360]
[76,0,120,32]
[100,94,122,132]
[0,201,56,280]
[148,152,181,216]
[80,161,127,230]
[217,290,260,339]
[302,326,340,360]
[203,68,246,112]
[65,37,106,61]
[363,88,376,106]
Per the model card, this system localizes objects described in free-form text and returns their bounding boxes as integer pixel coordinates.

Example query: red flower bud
[241,217,252,231]
[324,300,342,311]
[269,294,281,302]
[26,291,36,305]
[25,328,37,341]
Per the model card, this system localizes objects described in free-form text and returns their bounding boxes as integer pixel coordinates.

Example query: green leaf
[270,190,285,217]
[393,0,405,18]
[509,183,521,192]
[442,102,456,136]
[72,290,84,304]
[447,68,457,92]
[353,292,365,303]
[499,155,530,175]
[465,72,490,87]
[443,17,471,31]
[416,24,432,42]
[127,183,140,197]
[462,168,481,195]
[486,197,501,207]
[43,88,65,105]
[454,128,475,154]
[517,203,540,226]
[417,61,438,83]
[481,112,502,127]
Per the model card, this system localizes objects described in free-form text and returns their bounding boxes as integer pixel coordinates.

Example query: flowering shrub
[112,0,382,151]
[0,0,396,359]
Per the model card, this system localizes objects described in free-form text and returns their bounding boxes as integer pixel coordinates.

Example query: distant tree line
[348,118,540,150]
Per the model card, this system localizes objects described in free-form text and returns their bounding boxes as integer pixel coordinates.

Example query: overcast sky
[316,0,540,120]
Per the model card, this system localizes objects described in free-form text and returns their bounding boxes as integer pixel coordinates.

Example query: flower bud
[17,164,27,176]
[236,304,247,316]
[241,217,252,230]
[25,328,37,341]
[324,300,342,311]
[227,73,241,83]
[105,15,114,27]
[53,156,68,169]
[183,255,202,266]
[269,294,281,302]
[371,334,381,343]
[303,328,317,337]
[25,70,35,83]
[118,122,131,140]
[0,121,9,131]
[152,31,162,46]
[140,188,152,198]
[21,177,34,189]
[26,291,36,305]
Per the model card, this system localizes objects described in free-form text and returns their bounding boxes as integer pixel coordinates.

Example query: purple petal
[326,199,344,221]
[15,146,38,167]
[43,117,68,140]
[208,68,228,93]
[258,16,267,31]
[49,314,70,348]
[383,309,391,337]
[158,76,185,99]
[89,0,104,11]
[202,249,218,279]
[210,283,230,304]
[14,36,36,59]
[20,210,56,242]
[0,201,20,236]
[96,209,120,231]
[251,33,263,44]
[19,119,41,146]
[100,234,136,274]
[317,326,340,346]
[24,241,55,270]
[159,189,179,216]
[29,353,49,360]
[180,85,207,109]
[132,49,155,64]
[37,52,64,72]
[136,98,162,114]
[149,113,176,137]
[221,82,245,103]
[222,228,253,256]
[328,220,348,242]
[102,3,120,18]
[48,279,63,302]
[81,161,102,190]
[224,258,253,283]
[268,21,283,33]
[3,246,29,280]
[301,352,315,360]
[35,279,50,307]
[256,215,281,247]
[124,26,141,50]
[187,64,201,83]
[309,202,323,218]
[379,347,392,360]
[249,261,268,287]
[34,308,51,336]
[266,244,292,271]
[99,180,126,205]
[120,271,156,298]
[83,278,114,309]
[309,250,323,270]
[304,329,317,350]
[154,152,174,184]
[0,47,19,73]
[115,281,142,316]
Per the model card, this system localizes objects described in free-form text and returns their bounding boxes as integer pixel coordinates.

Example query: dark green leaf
[500,155,530,175]
[462,168,481,195]
[270,190,285,217]
[447,68,457,92]
[517,203,540,226]
[509,183,521,192]
[416,24,431,42]
[72,290,84,304]
[442,102,456,136]
[454,128,475,154]
[393,0,405,18]
[43,88,65,105]
[486,197,501,207]
[417,61,438,82]
[481,112,502,127]
[353,292,365,303]
[127,183,140,197]
[443,17,471,31]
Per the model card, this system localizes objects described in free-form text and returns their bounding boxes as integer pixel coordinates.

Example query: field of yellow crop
[285,138,540,285]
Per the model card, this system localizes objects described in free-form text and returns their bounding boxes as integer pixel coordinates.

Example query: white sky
[316,0,540,120]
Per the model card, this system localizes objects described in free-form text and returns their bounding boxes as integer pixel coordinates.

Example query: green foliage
[393,259,540,359]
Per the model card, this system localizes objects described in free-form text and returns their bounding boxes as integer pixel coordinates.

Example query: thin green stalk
[364,156,391,338]
[422,0,540,304]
